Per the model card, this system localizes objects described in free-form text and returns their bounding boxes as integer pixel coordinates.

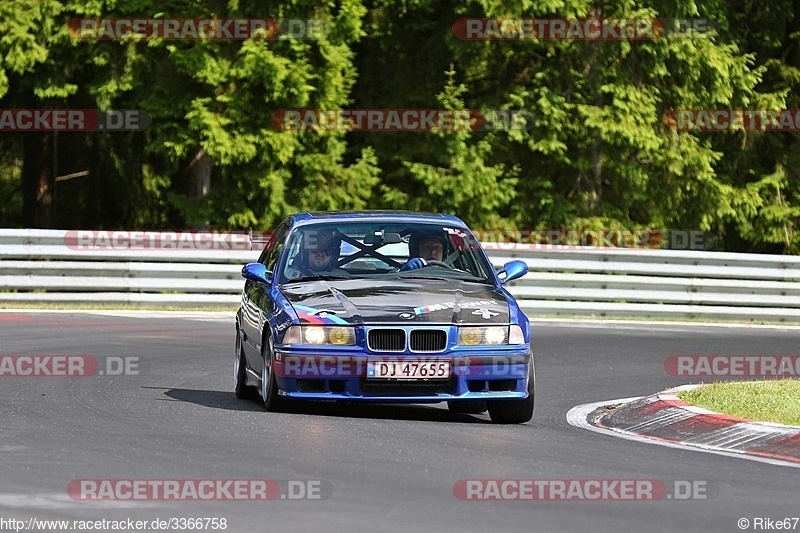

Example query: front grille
[359,376,458,395]
[409,329,446,352]
[368,329,405,352]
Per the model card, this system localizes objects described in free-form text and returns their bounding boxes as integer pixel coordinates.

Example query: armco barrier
[2,229,800,322]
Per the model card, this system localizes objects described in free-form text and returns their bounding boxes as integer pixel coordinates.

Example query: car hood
[280,278,510,325]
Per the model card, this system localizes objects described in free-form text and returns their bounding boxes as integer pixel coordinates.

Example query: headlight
[281,325,356,346]
[484,327,506,344]
[304,326,326,344]
[328,326,354,345]
[457,326,509,346]
[458,328,483,346]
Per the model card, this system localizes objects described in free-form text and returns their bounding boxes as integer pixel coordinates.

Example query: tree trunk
[588,140,602,213]
[21,132,54,228]
[189,149,211,198]
[789,0,800,68]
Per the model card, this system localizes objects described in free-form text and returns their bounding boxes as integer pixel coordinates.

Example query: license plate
[367,360,450,380]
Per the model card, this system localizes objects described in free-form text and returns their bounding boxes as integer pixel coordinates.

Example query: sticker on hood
[293,304,350,325]
[472,309,499,319]
[413,299,496,316]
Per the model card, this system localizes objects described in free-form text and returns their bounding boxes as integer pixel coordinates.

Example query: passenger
[286,229,348,279]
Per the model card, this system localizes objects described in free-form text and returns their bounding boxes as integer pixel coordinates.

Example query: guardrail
[2,229,800,323]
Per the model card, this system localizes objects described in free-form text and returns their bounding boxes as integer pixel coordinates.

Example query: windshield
[277,222,495,285]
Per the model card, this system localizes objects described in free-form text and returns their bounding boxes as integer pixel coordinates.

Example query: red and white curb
[567,385,800,468]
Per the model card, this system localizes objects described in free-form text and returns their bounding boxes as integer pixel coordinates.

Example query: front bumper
[272,349,532,403]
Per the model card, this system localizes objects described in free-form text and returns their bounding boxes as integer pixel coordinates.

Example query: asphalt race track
[1,311,799,533]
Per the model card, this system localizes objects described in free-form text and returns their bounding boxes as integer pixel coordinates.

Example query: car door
[242,223,289,372]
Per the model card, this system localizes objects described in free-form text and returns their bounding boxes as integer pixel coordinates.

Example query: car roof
[288,210,467,228]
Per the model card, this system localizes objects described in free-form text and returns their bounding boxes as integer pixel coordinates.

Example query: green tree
[448,0,783,239]
[382,66,518,228]
[0,0,66,227]
[84,0,381,229]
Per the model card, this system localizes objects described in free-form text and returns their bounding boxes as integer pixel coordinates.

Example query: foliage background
[1,0,799,253]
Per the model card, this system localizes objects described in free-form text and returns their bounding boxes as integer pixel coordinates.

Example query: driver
[286,229,348,279]
[401,230,448,271]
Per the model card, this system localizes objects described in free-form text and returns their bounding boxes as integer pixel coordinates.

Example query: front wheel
[487,358,535,424]
[260,332,284,412]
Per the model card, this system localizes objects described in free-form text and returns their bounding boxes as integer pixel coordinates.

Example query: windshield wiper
[285,274,351,283]
[400,272,487,282]
[400,274,459,281]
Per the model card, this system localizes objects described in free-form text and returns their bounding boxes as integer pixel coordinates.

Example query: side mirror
[242,263,272,284]
[497,260,528,284]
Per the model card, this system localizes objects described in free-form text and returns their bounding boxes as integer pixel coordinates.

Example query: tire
[487,358,535,424]
[260,332,284,412]
[234,329,256,400]
[447,400,488,414]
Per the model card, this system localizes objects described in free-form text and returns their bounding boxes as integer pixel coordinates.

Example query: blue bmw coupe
[235,211,534,423]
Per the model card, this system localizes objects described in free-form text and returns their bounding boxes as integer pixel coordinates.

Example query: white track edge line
[4,310,800,329]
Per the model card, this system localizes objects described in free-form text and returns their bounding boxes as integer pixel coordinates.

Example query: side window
[259,224,289,272]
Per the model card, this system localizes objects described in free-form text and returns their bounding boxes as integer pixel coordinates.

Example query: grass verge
[677,379,800,426]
